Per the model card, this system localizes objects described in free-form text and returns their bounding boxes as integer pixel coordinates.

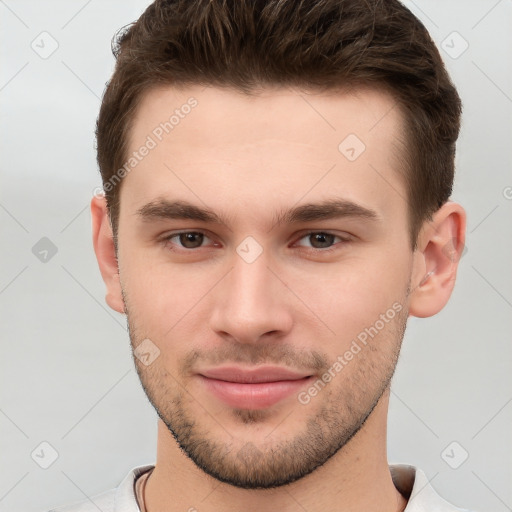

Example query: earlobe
[91,194,125,314]
[408,201,466,319]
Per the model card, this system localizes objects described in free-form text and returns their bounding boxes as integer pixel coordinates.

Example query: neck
[144,390,407,512]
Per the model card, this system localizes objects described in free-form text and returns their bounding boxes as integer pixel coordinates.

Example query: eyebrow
[135,197,380,230]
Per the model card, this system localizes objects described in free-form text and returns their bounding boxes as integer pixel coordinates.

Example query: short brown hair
[96,0,462,250]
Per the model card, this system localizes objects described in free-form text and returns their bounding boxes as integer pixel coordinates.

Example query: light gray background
[0,1,511,511]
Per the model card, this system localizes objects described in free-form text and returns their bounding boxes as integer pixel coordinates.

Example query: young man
[51,0,470,510]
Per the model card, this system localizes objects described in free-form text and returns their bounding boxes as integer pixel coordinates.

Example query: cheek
[286,250,410,349]
[120,246,219,346]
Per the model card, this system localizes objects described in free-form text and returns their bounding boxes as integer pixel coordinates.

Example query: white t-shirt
[47,464,473,512]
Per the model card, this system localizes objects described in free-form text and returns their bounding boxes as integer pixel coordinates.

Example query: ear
[91,194,125,314]
[408,201,466,318]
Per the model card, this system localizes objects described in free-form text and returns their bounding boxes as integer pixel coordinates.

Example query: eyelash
[160,230,351,255]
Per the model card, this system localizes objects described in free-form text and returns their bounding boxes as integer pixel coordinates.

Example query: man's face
[116,85,413,488]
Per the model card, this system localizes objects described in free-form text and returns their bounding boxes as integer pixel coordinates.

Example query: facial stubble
[124,287,409,489]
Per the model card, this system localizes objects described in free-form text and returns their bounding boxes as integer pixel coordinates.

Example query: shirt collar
[115,463,466,511]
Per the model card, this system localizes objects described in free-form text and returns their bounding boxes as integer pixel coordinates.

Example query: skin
[91,84,466,512]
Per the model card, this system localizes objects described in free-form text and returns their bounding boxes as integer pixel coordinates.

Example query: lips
[199,366,311,383]
[197,366,314,409]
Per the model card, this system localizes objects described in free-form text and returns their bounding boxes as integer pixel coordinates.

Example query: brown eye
[307,233,337,249]
[296,232,347,251]
[163,231,214,251]
[178,232,205,249]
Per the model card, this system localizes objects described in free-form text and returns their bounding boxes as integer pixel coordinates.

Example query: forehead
[121,84,408,230]
[130,83,404,149]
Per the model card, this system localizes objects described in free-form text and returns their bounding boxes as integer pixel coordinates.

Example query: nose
[209,248,293,345]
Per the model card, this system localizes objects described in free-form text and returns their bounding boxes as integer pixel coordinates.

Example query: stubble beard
[125,290,409,489]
